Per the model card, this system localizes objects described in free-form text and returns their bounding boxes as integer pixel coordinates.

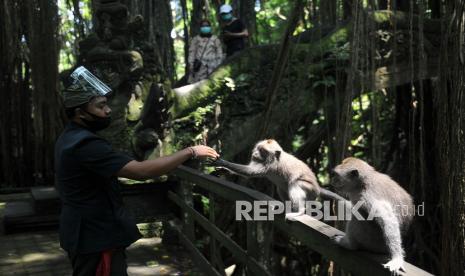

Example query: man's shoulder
[225,18,245,31]
[56,123,105,152]
[232,18,245,26]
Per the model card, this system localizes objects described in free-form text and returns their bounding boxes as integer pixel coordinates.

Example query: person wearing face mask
[219,4,249,57]
[56,67,220,276]
[187,19,224,84]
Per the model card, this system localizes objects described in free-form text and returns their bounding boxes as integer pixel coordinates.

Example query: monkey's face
[330,162,364,194]
[251,139,283,163]
[331,157,375,195]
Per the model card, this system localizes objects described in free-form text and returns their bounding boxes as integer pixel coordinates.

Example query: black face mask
[81,110,112,132]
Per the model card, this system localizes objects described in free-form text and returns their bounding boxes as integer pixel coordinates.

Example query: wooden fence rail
[169,165,434,276]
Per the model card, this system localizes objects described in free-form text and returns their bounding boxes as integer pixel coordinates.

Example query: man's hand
[190,145,219,159]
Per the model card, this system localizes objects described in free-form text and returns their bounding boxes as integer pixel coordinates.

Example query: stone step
[30,186,61,215]
[3,201,59,234]
[2,182,176,234]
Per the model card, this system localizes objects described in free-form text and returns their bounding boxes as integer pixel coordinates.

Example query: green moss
[162,21,357,159]
[169,66,232,118]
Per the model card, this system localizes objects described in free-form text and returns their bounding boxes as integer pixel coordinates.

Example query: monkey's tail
[319,188,347,202]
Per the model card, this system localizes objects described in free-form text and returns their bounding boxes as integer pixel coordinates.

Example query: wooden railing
[168,165,434,276]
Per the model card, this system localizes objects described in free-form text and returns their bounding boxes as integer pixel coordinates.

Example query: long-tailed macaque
[330,157,414,274]
[213,139,344,220]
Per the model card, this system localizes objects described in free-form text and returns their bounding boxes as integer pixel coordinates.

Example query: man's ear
[349,169,359,178]
[75,107,84,118]
[76,107,88,119]
[275,150,281,161]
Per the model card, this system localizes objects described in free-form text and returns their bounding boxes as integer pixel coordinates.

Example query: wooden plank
[273,215,434,276]
[173,166,275,202]
[171,166,435,276]
[168,220,222,276]
[168,191,272,276]
[209,192,226,275]
[247,220,274,272]
[176,179,195,241]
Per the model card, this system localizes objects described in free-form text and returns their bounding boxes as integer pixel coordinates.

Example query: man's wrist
[188,147,197,159]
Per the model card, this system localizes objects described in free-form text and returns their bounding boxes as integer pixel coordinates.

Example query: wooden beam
[168,219,223,276]
[168,191,272,276]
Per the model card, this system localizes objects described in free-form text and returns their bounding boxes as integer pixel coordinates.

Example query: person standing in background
[188,19,223,84]
[219,4,249,57]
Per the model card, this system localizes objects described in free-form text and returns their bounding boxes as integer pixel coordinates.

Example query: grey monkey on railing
[330,157,414,274]
[211,139,345,221]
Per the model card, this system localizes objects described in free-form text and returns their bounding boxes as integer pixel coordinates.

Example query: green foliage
[255,0,293,44]
[312,75,336,89]
[57,0,92,71]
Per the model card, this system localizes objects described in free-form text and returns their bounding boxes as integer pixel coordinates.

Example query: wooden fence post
[178,179,195,241]
[209,192,226,275]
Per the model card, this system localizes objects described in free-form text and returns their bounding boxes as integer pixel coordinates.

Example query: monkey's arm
[372,201,405,273]
[212,158,267,177]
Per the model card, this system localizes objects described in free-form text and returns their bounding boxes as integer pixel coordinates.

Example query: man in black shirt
[55,67,219,276]
[219,4,249,57]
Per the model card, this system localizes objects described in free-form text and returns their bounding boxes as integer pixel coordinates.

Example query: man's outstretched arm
[117,145,219,180]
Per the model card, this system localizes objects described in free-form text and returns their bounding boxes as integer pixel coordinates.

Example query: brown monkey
[330,157,414,274]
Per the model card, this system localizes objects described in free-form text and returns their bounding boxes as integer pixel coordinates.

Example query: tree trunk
[0,0,63,188]
[319,0,337,25]
[26,0,64,185]
[128,0,175,82]
[181,0,191,77]
[435,1,465,275]
[190,0,203,37]
[378,0,391,10]
[259,0,305,139]
[343,0,353,19]
[152,0,175,82]
[429,0,441,18]
[0,0,34,187]
[239,0,257,45]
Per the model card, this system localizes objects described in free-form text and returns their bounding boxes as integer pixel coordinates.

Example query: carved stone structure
[70,0,169,159]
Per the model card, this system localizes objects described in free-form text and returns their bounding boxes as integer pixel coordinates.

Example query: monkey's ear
[349,169,359,178]
[275,150,281,160]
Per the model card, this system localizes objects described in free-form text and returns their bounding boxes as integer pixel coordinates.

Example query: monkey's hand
[331,234,344,244]
[206,158,232,174]
[285,210,305,221]
[383,257,405,274]
[331,234,358,250]
[208,158,227,167]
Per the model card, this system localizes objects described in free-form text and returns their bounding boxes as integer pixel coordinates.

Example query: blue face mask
[200,26,212,34]
[221,13,233,21]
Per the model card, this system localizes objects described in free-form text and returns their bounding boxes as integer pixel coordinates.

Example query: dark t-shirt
[54,122,141,254]
[223,18,246,56]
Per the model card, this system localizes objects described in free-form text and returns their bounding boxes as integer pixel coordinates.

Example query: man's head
[65,94,112,132]
[219,4,233,22]
[63,67,113,131]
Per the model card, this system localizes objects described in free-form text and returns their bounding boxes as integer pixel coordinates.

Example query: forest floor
[0,230,204,275]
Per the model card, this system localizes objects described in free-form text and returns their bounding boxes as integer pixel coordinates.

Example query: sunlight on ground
[0,231,202,275]
[22,252,63,262]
